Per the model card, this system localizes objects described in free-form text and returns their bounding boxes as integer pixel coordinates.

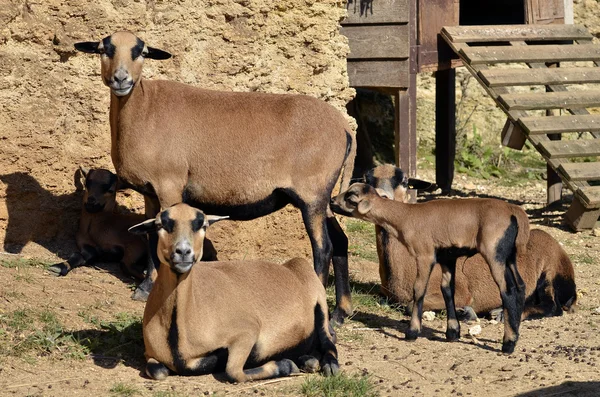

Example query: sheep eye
[345,192,358,205]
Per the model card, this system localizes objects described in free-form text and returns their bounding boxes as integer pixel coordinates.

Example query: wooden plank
[538,139,600,159]
[480,67,600,87]
[341,25,409,59]
[519,114,600,135]
[498,91,600,111]
[346,60,409,88]
[559,162,600,181]
[442,24,592,43]
[416,0,459,69]
[527,0,565,24]
[461,44,600,65]
[342,0,408,25]
[577,186,600,207]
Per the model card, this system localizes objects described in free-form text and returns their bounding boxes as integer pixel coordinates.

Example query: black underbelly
[183,188,300,221]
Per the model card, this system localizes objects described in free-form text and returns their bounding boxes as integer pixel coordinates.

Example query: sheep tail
[339,129,356,193]
[512,206,530,254]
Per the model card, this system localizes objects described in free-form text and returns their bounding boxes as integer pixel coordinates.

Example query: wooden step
[519,115,600,135]
[479,67,600,87]
[576,186,600,208]
[498,91,600,111]
[538,139,600,159]
[559,162,600,181]
[460,44,600,65]
[442,24,593,43]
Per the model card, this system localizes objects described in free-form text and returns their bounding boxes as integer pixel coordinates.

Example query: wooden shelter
[341,0,599,230]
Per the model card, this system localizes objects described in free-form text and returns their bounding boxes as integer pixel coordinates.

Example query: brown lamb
[331,181,530,354]
[366,164,577,321]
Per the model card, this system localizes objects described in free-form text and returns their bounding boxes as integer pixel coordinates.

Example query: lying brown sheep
[130,203,339,382]
[366,164,577,321]
[48,168,217,279]
[48,167,147,278]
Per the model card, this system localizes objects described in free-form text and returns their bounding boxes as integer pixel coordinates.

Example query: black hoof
[146,360,169,380]
[276,359,299,377]
[446,328,460,342]
[490,308,504,323]
[502,340,517,354]
[298,355,320,373]
[131,287,150,302]
[330,308,349,327]
[47,263,69,277]
[405,328,419,341]
[457,306,478,322]
[322,359,340,377]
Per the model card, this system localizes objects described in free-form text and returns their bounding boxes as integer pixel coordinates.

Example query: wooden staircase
[441,24,600,231]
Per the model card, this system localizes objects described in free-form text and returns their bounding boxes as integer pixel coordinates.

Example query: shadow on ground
[515,381,600,396]
[70,322,145,371]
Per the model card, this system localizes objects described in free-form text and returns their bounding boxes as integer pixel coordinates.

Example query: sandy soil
[1,171,599,397]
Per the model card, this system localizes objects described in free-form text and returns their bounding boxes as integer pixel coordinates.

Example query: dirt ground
[1,169,599,397]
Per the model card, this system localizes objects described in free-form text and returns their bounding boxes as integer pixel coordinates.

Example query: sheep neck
[144,260,194,325]
[363,196,408,240]
[109,80,144,170]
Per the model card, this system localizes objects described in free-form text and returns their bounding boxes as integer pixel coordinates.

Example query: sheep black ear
[79,165,90,178]
[74,166,89,191]
[145,46,172,60]
[74,41,100,54]
[129,219,158,235]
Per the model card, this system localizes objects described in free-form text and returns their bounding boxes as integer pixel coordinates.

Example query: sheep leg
[300,206,330,285]
[314,301,340,376]
[439,257,460,341]
[201,238,219,261]
[326,215,352,325]
[132,195,161,301]
[47,244,98,277]
[457,306,478,322]
[225,334,299,383]
[483,249,524,353]
[120,245,147,280]
[406,255,436,340]
[302,205,352,325]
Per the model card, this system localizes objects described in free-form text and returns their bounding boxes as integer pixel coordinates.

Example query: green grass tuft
[0,308,89,359]
[300,373,378,397]
[109,382,141,396]
[345,220,378,262]
[0,257,52,269]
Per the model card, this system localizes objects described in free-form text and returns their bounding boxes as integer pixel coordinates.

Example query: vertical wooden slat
[435,68,456,192]
[546,63,563,205]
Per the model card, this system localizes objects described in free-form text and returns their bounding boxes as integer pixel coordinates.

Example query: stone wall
[0,0,353,260]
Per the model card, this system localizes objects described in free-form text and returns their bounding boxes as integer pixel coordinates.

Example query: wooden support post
[547,132,563,205]
[566,198,600,231]
[435,68,456,192]
[394,74,417,202]
[501,119,527,150]
[546,63,563,205]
